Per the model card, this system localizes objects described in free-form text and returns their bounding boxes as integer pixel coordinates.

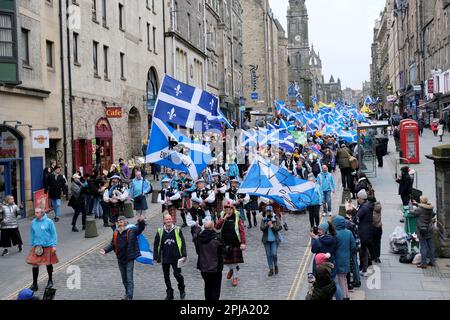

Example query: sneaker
[268,269,274,277]
[226,269,234,280]
[232,277,238,287]
[1,249,8,256]
[72,227,79,232]
[283,223,289,231]
[400,218,405,223]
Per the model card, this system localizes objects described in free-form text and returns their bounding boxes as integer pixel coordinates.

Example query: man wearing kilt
[215,201,246,287]
[157,178,181,224]
[177,172,193,228]
[225,179,249,226]
[26,207,58,292]
[191,179,215,219]
[103,175,129,230]
[210,173,226,223]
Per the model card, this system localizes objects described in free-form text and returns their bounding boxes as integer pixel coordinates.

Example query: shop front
[0,125,25,210]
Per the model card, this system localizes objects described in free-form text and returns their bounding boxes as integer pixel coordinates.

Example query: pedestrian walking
[129,169,152,217]
[100,215,146,300]
[372,200,383,263]
[43,159,57,191]
[336,143,352,189]
[154,214,187,300]
[418,117,425,136]
[438,120,444,142]
[260,206,283,276]
[410,196,436,269]
[215,201,246,287]
[307,176,323,228]
[317,165,335,217]
[331,215,356,300]
[118,158,131,181]
[68,173,87,232]
[193,221,225,301]
[26,207,58,292]
[245,195,259,229]
[44,166,68,222]
[0,195,23,256]
[396,166,412,207]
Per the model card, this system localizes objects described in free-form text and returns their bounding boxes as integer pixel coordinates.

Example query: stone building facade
[63,0,165,175]
[241,0,288,113]
[371,0,450,121]
[0,0,63,212]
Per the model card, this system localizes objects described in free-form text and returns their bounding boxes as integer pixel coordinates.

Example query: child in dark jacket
[310,222,337,276]
[306,253,336,300]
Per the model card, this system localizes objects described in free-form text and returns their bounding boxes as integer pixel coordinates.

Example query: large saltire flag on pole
[153,74,231,132]
[146,118,212,179]
[238,156,320,211]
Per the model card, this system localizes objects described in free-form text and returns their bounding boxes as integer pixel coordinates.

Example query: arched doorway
[128,107,142,157]
[147,67,159,132]
[95,118,113,173]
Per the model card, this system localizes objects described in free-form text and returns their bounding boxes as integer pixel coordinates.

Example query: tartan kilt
[223,245,244,264]
[26,247,59,266]
[180,197,191,210]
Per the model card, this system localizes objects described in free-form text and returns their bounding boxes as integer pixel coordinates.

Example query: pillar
[426,144,450,258]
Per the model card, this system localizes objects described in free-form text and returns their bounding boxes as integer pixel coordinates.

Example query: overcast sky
[269,0,386,90]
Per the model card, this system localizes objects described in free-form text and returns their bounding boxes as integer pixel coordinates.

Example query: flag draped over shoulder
[146,118,211,179]
[238,156,320,211]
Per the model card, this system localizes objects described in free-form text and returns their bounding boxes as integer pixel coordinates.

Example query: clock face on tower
[295,35,301,42]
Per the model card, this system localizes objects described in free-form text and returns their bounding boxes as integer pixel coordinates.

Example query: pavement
[296,128,450,300]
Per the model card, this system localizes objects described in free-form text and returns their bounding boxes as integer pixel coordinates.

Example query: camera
[312,226,319,235]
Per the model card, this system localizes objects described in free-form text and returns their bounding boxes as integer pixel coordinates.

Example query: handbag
[34,246,44,257]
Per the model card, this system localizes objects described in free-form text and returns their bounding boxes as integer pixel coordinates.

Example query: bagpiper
[176,171,193,228]
[157,177,181,224]
[209,173,226,223]
[102,175,129,230]
[191,179,215,218]
[225,179,249,226]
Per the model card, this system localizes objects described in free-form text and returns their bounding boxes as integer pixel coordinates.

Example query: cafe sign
[105,107,123,118]
[31,130,50,149]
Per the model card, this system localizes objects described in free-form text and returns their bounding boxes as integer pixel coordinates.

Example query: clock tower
[287,0,311,105]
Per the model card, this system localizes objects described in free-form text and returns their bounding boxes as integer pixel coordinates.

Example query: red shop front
[74,118,113,176]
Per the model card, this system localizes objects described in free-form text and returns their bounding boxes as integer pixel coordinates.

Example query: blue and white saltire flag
[275,100,294,118]
[238,156,320,211]
[153,74,224,132]
[136,234,154,265]
[146,118,212,179]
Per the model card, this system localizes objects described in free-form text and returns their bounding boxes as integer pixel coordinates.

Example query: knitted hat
[315,253,331,266]
[357,189,368,200]
[318,222,329,233]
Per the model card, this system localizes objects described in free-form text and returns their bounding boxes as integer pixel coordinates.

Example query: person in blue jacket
[129,169,152,217]
[307,176,323,228]
[317,165,335,217]
[26,207,58,292]
[332,215,356,300]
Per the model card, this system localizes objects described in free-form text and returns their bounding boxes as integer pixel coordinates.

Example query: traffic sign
[251,92,259,100]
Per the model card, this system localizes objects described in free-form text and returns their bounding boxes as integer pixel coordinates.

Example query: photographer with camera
[260,206,283,277]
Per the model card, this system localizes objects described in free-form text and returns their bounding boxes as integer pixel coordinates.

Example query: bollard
[124,202,134,218]
[84,215,98,238]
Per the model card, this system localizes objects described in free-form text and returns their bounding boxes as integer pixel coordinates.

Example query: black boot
[246,212,252,229]
[30,266,39,291]
[46,265,54,289]
[181,211,188,228]
[252,212,257,227]
[165,288,174,300]
[179,286,186,300]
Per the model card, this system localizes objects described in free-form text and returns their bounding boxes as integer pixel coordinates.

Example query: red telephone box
[399,120,420,164]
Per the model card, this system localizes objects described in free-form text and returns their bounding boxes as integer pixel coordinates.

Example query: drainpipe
[162,0,167,73]
[203,0,207,90]
[66,0,75,175]
[58,0,68,180]
[171,0,176,77]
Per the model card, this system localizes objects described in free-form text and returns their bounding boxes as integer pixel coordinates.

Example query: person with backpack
[154,214,187,300]
[193,220,225,300]
[336,144,353,189]
[100,215,146,300]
